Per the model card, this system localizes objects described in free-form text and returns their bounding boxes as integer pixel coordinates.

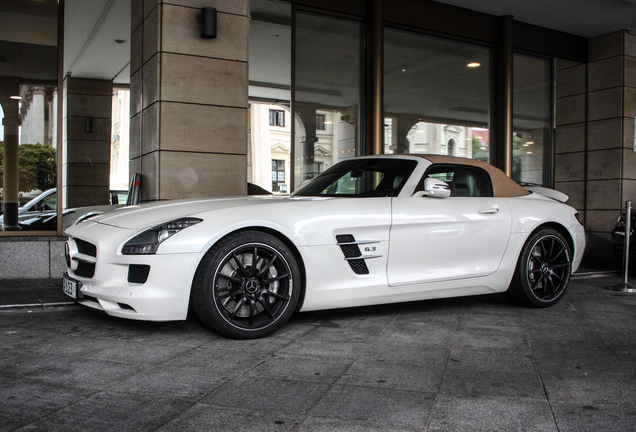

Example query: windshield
[293,159,417,197]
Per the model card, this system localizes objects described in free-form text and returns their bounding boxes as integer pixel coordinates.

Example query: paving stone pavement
[1,274,636,431]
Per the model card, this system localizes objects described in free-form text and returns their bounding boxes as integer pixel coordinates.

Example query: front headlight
[122,218,202,255]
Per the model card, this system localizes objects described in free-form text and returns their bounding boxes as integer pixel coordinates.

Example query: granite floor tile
[427,394,558,432]
[552,402,636,432]
[14,391,193,432]
[309,384,436,429]
[157,403,302,432]
[202,376,331,416]
[244,354,354,384]
[439,369,546,400]
[338,357,444,392]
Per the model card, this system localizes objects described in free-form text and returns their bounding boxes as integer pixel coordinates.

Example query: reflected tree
[0,143,56,192]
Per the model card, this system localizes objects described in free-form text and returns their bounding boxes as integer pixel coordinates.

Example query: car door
[387,165,512,287]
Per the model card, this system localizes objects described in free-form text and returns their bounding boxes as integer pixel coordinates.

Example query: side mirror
[415,178,451,198]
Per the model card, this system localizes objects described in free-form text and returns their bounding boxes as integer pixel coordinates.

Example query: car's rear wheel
[506,227,572,307]
[191,231,300,339]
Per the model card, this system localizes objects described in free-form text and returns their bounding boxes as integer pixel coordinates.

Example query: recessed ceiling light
[115,39,127,45]
[10,96,21,100]
[467,62,481,68]
[525,141,534,144]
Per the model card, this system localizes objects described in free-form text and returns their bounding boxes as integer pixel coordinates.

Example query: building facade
[1,0,636,278]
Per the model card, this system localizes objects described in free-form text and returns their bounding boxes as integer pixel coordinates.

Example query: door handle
[478,205,500,215]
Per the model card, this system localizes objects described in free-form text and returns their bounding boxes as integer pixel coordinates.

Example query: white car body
[64,155,585,338]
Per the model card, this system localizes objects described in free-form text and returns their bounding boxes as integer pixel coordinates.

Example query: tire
[191,231,301,339]
[506,228,572,308]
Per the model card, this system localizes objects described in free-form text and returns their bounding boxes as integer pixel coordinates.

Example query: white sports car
[63,155,585,339]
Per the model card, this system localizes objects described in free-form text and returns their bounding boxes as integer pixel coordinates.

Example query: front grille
[75,238,97,257]
[128,264,150,284]
[75,262,95,278]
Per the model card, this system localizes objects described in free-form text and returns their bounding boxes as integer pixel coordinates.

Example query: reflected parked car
[64,155,585,339]
[0,188,128,230]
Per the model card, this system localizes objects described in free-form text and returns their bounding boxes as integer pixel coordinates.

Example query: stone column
[583,31,636,259]
[556,30,636,259]
[1,106,21,230]
[62,77,112,208]
[554,58,587,217]
[130,0,249,201]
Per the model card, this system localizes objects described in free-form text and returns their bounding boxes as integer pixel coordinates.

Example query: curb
[572,270,621,280]
[0,301,77,313]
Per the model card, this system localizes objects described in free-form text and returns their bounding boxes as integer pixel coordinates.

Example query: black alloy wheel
[192,231,301,339]
[506,228,572,307]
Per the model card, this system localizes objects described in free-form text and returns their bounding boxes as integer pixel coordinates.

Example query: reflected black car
[612,210,635,260]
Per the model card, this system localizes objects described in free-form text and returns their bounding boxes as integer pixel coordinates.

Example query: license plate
[63,273,82,299]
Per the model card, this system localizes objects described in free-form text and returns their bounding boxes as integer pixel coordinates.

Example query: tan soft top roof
[407,154,531,198]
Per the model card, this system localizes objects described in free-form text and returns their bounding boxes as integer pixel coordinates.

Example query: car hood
[85,195,302,230]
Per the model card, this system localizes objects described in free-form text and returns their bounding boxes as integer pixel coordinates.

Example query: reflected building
[18,85,57,148]
[110,89,130,188]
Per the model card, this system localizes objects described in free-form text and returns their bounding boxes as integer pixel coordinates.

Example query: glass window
[420,164,493,197]
[294,12,364,187]
[384,28,493,163]
[271,159,285,192]
[111,89,130,192]
[294,158,417,197]
[513,54,551,186]
[248,0,291,194]
[316,114,326,131]
[0,1,59,232]
[269,109,285,127]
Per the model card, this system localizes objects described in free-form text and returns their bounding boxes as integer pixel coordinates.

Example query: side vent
[336,234,369,275]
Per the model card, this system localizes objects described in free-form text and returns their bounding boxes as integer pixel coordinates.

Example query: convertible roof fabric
[411,154,531,198]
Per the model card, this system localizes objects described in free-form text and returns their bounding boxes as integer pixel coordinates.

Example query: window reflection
[248,0,292,194]
[384,28,492,162]
[110,88,130,190]
[512,54,551,186]
[294,12,364,187]
[0,0,59,232]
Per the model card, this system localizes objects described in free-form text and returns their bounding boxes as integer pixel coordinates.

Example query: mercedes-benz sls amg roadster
[63,155,585,339]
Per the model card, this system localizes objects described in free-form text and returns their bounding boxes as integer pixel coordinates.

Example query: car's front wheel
[191,231,301,339]
[506,227,572,307]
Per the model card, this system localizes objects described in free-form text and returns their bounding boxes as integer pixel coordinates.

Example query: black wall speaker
[198,7,217,39]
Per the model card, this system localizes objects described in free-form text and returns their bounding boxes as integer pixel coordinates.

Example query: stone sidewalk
[1,274,636,431]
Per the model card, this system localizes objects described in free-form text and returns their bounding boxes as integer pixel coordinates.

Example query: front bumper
[65,229,204,322]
